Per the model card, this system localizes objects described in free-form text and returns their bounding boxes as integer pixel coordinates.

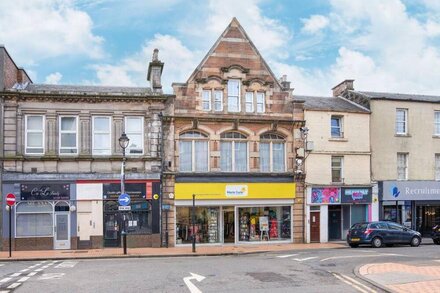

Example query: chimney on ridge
[332,79,354,97]
[147,48,164,93]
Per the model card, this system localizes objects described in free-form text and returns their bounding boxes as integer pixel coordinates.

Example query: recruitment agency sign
[382,181,440,201]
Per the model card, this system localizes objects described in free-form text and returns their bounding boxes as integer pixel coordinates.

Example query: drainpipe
[158,111,165,247]
[0,95,4,251]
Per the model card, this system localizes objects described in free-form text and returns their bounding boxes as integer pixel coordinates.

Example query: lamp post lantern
[118,132,129,254]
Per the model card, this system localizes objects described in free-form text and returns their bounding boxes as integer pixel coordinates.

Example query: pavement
[0,242,346,261]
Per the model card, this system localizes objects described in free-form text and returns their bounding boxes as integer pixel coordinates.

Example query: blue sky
[2,0,440,96]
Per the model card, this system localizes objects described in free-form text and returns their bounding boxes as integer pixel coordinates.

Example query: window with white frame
[331,116,343,138]
[245,92,254,113]
[59,116,78,154]
[220,132,247,172]
[331,156,343,183]
[214,90,223,111]
[227,79,240,112]
[260,133,285,172]
[256,92,265,113]
[179,131,209,172]
[396,109,408,135]
[92,116,111,155]
[436,154,440,180]
[16,201,53,237]
[202,90,211,111]
[25,115,45,155]
[397,153,408,180]
[435,111,440,135]
[125,117,144,154]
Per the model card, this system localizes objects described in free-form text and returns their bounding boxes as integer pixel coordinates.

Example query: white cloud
[301,15,329,34]
[91,34,200,92]
[44,72,63,84]
[0,0,104,65]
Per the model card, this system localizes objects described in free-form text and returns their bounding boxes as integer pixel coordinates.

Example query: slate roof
[353,91,440,103]
[297,95,369,113]
[9,83,158,96]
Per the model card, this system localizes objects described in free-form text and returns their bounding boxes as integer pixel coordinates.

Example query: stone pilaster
[46,112,57,156]
[79,113,91,155]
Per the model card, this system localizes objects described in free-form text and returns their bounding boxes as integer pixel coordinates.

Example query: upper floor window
[397,153,408,180]
[59,116,78,155]
[227,79,240,112]
[25,115,45,155]
[202,90,211,111]
[260,133,285,172]
[92,116,111,155]
[435,111,440,135]
[220,131,247,172]
[436,154,440,180]
[331,156,343,183]
[331,116,343,138]
[256,93,265,113]
[245,92,254,113]
[396,109,408,135]
[214,90,223,111]
[179,131,209,172]
[125,117,144,155]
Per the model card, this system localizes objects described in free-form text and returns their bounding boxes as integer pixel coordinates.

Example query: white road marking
[7,283,21,289]
[0,278,11,283]
[276,254,299,258]
[321,253,403,262]
[10,273,21,277]
[41,265,50,269]
[20,269,29,272]
[292,257,318,262]
[332,273,370,293]
[0,290,10,293]
[38,273,65,280]
[332,273,377,293]
[35,269,43,272]
[17,277,29,283]
[55,261,78,268]
[27,272,37,277]
[0,264,4,267]
[183,273,205,293]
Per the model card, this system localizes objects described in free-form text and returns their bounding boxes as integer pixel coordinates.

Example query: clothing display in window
[240,214,249,241]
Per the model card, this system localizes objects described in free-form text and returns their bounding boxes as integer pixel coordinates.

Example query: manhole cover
[247,272,290,282]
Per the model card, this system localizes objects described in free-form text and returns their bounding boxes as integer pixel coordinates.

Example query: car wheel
[372,237,382,248]
[410,236,421,247]
[349,244,359,248]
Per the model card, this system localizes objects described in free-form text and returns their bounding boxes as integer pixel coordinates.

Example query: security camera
[299,127,309,135]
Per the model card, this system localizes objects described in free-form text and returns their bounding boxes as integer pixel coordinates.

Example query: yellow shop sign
[175,182,296,200]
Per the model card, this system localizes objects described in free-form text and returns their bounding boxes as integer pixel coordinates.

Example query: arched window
[220,131,247,172]
[260,133,286,172]
[179,131,209,172]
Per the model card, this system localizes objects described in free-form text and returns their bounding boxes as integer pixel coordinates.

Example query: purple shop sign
[20,183,70,200]
[311,188,341,204]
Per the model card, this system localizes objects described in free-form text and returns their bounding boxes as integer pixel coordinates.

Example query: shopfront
[381,181,440,236]
[2,182,77,251]
[174,182,295,245]
[306,186,373,243]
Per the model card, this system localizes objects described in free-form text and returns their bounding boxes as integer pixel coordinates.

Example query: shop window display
[176,207,220,244]
[238,206,291,242]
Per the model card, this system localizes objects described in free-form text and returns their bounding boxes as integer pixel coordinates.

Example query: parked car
[432,225,440,244]
[347,221,421,248]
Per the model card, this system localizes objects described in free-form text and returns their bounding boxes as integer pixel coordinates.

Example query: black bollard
[122,231,127,255]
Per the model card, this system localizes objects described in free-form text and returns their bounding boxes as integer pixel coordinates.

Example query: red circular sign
[6,193,16,206]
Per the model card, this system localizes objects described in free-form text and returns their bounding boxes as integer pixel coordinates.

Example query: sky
[1,0,440,96]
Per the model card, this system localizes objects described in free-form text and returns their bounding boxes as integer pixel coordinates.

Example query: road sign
[6,193,15,206]
[118,193,131,206]
[118,206,131,211]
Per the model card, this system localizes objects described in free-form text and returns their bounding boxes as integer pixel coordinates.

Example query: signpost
[6,193,15,258]
[118,193,130,255]
[118,193,131,206]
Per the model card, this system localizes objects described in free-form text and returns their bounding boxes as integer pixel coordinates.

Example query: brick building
[162,18,306,246]
[0,46,173,250]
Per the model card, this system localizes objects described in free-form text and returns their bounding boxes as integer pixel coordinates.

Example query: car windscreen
[351,223,368,230]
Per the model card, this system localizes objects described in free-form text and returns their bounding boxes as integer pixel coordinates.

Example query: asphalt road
[1,244,439,293]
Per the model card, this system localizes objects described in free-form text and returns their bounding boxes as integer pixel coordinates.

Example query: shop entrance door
[310,212,320,242]
[104,212,121,247]
[223,208,235,243]
[54,213,70,249]
[328,207,342,240]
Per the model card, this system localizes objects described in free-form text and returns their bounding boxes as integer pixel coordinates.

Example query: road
[0,244,439,293]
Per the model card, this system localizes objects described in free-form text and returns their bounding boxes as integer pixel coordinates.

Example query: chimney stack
[279,75,291,90]
[147,48,164,93]
[332,79,354,97]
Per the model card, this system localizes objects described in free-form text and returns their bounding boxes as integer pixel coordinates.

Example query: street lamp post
[118,132,130,254]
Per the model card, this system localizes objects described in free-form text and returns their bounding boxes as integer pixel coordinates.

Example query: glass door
[104,213,121,247]
[223,207,235,243]
[54,213,70,249]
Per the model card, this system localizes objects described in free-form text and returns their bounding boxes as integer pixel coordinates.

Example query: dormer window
[202,90,211,111]
[227,79,240,112]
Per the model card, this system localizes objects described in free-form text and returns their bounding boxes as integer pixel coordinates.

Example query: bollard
[122,231,127,255]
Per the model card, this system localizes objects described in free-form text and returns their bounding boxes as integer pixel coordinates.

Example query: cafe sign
[20,183,70,200]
